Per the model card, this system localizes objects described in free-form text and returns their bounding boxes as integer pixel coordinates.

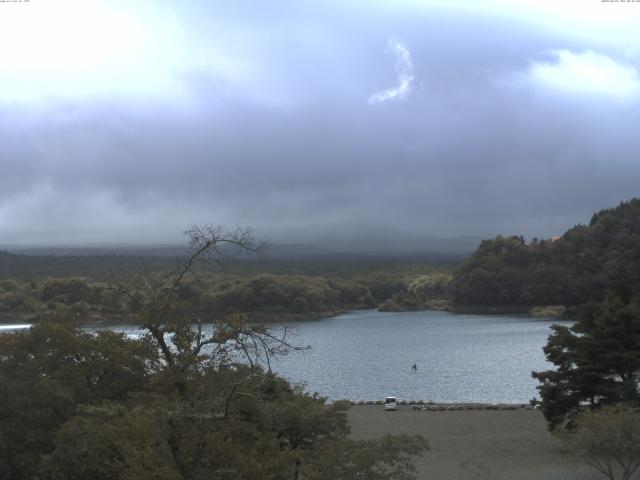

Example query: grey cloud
[1,1,640,247]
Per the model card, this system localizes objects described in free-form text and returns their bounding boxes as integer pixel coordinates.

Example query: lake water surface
[3,310,568,403]
[266,310,569,404]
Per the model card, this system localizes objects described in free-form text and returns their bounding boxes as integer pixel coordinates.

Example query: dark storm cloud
[1,0,639,246]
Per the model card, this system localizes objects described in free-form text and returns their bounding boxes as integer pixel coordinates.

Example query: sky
[1,0,640,249]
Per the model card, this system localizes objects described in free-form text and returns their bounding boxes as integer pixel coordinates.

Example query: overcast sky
[1,0,640,247]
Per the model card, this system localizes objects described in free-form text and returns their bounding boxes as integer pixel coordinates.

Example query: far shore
[348,405,599,480]
[447,304,573,318]
[0,303,575,328]
[0,308,349,326]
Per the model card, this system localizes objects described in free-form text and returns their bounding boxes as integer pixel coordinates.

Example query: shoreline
[377,303,576,319]
[0,304,572,327]
[338,400,537,411]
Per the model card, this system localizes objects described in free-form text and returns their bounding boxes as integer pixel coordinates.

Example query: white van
[384,396,397,411]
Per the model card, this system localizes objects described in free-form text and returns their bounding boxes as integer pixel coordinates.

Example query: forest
[0,251,454,324]
[3,199,640,324]
[448,198,640,312]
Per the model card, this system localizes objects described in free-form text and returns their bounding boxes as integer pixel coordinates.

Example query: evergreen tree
[449,198,640,309]
[533,294,640,430]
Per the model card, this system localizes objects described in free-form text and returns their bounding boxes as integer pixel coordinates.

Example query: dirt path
[348,405,603,480]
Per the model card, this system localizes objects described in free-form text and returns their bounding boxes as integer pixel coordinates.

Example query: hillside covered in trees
[448,199,640,311]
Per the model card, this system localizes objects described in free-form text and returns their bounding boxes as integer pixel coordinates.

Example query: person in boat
[411,363,417,371]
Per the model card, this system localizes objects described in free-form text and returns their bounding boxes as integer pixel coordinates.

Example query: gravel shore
[348,405,603,480]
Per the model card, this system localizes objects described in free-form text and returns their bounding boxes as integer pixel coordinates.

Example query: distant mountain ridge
[1,233,482,259]
[1,245,191,257]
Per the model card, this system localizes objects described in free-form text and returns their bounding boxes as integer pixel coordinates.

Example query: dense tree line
[0,250,163,280]
[0,248,461,281]
[448,199,640,309]
[0,264,454,323]
[0,274,376,324]
[378,272,451,311]
[208,274,375,318]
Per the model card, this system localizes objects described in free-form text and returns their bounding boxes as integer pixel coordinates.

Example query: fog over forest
[1,0,640,249]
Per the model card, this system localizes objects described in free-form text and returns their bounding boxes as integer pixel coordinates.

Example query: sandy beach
[348,405,603,480]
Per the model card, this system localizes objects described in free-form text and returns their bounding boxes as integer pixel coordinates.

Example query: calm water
[3,310,569,403]
[267,310,569,404]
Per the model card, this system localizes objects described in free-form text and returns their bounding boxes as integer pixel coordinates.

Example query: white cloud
[0,0,157,101]
[369,37,414,104]
[0,1,262,105]
[406,0,640,47]
[525,50,640,99]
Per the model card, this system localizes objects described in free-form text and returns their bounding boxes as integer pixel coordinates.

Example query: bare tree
[114,225,301,389]
[569,406,640,480]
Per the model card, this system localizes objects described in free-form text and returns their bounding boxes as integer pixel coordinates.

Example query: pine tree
[533,293,640,430]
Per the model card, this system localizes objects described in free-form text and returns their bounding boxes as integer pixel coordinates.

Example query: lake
[267,310,568,404]
[2,310,568,403]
